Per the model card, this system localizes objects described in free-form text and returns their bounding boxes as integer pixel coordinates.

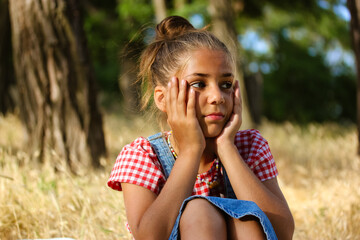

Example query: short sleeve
[235,129,278,181]
[107,137,166,195]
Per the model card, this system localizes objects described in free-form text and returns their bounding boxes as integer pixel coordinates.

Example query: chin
[202,127,224,138]
[201,119,228,138]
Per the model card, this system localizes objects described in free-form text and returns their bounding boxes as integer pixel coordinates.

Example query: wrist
[179,145,204,157]
[217,142,237,159]
[169,132,205,159]
[216,135,235,145]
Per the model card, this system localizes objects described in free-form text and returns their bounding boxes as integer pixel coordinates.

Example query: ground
[0,113,359,239]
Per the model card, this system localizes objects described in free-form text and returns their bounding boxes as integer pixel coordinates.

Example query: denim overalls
[148,132,278,240]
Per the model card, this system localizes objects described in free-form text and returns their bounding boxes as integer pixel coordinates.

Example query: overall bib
[148,132,278,240]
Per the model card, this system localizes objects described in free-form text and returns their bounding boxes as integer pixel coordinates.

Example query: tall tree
[152,0,167,23]
[0,0,15,114]
[347,0,360,155]
[9,0,106,172]
[208,0,253,128]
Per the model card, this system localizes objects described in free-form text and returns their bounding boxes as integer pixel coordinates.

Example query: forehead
[179,48,234,79]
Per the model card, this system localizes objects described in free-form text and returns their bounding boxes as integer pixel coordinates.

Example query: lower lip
[206,115,224,121]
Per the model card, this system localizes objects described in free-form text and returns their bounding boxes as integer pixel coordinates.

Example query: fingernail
[181,79,186,86]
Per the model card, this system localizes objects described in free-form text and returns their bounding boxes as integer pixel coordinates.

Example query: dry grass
[0,113,359,239]
[259,121,360,240]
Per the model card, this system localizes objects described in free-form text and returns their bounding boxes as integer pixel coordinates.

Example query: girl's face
[179,48,235,138]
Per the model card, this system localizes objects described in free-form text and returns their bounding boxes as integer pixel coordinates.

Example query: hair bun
[155,16,195,40]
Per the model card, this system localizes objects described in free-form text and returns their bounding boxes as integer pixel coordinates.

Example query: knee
[227,216,266,240]
[179,198,226,240]
[180,198,222,227]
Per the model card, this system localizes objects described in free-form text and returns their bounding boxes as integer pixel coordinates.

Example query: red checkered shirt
[108,129,278,196]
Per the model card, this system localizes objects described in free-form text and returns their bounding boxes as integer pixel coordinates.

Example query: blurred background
[0,0,359,239]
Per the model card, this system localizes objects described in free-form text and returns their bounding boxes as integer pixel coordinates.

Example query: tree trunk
[208,0,253,129]
[65,0,107,168]
[0,0,15,114]
[347,0,360,155]
[9,0,106,172]
[152,0,167,23]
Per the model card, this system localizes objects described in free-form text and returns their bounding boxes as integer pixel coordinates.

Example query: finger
[233,81,242,113]
[177,79,187,117]
[187,88,196,118]
[233,81,242,126]
[169,77,179,115]
[165,80,172,115]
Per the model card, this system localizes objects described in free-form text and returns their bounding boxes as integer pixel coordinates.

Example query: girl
[108,16,294,240]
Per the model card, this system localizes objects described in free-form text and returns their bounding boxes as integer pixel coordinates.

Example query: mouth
[205,112,225,121]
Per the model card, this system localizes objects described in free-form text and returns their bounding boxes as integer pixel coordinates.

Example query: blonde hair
[138,16,234,125]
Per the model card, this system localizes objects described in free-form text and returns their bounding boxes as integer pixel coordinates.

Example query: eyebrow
[185,73,234,78]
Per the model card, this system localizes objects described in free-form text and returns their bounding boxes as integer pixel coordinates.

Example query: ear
[154,86,167,113]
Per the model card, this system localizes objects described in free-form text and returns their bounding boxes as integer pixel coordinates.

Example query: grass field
[0,113,359,239]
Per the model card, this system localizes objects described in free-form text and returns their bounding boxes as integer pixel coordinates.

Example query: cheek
[229,94,234,106]
[194,92,202,117]
[225,93,234,111]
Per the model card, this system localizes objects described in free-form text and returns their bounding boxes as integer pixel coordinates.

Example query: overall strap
[148,132,236,199]
[147,132,175,179]
[222,167,237,199]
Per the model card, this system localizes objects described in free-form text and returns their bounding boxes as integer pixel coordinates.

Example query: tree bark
[9,0,106,172]
[0,0,15,114]
[347,0,360,155]
[208,0,253,129]
[65,0,107,168]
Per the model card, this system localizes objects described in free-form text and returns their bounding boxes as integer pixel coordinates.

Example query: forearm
[133,149,201,240]
[218,144,294,239]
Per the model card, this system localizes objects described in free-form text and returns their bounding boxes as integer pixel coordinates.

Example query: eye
[190,81,206,89]
[220,81,233,89]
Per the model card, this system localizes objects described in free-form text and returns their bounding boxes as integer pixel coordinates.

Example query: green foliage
[83,0,154,95]
[171,0,210,23]
[117,0,154,40]
[263,34,356,123]
[84,1,123,92]
[237,2,356,123]
[82,0,356,123]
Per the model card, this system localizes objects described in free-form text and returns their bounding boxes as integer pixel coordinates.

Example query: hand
[166,77,205,156]
[215,80,242,152]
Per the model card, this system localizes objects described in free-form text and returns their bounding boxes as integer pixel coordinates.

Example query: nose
[208,85,225,105]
